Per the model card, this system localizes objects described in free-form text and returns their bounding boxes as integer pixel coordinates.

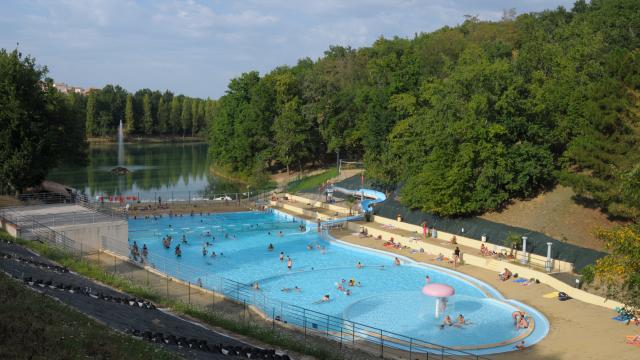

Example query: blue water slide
[330,186,387,213]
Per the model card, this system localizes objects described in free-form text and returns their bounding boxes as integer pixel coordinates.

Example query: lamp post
[520,236,528,265]
[545,242,553,272]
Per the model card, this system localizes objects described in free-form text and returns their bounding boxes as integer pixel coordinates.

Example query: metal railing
[98,235,492,360]
[1,204,492,359]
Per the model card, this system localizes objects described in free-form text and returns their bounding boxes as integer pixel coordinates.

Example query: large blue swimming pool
[128,210,548,354]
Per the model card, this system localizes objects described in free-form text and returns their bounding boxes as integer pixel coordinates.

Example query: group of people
[335,278,362,296]
[512,310,530,329]
[479,243,496,257]
[129,241,148,263]
[440,314,468,329]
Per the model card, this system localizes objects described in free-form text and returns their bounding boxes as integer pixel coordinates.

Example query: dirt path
[480,186,626,251]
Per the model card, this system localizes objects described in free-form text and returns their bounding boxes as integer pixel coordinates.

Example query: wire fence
[1,202,494,360]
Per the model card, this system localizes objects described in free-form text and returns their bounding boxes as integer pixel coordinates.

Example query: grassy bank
[286,168,338,193]
[7,234,341,360]
[88,136,205,144]
[210,165,277,191]
[0,272,178,360]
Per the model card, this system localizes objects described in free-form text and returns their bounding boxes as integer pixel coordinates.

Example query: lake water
[48,142,242,199]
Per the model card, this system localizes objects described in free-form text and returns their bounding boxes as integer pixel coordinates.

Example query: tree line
[83,86,214,137]
[0,49,88,193]
[208,0,640,219]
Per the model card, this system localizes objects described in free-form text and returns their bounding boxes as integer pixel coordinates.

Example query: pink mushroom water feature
[422,283,455,318]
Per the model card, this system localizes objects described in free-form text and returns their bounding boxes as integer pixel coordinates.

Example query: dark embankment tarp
[312,175,607,272]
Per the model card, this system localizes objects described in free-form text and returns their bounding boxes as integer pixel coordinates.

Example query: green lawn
[0,272,180,360]
[286,168,338,193]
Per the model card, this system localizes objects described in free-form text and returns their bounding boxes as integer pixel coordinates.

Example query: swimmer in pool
[281,286,302,293]
[356,262,363,269]
[202,246,208,256]
[268,243,274,251]
[287,257,293,270]
[440,315,453,329]
[279,252,285,261]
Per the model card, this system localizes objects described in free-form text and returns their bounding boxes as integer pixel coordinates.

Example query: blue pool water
[128,210,548,354]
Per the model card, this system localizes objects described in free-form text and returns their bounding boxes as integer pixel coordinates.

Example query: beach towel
[614,315,633,322]
[542,292,559,299]
[513,278,528,283]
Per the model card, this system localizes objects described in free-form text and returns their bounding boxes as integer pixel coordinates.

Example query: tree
[180,98,191,136]
[86,91,96,137]
[0,48,87,193]
[170,96,181,135]
[142,93,153,135]
[272,98,309,174]
[157,97,169,134]
[124,94,135,134]
[593,224,640,318]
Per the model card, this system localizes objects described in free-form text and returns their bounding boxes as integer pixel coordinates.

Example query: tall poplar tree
[124,94,135,134]
[142,93,153,135]
[157,97,168,134]
[170,96,181,135]
[180,98,191,137]
[85,91,96,137]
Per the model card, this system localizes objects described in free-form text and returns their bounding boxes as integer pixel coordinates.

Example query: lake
[48,142,242,200]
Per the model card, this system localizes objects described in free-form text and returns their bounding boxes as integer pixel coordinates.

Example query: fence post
[272,308,275,331]
[409,338,413,360]
[188,282,191,304]
[303,308,307,347]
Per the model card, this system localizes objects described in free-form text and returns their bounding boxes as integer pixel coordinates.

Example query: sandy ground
[330,228,639,360]
[480,185,627,252]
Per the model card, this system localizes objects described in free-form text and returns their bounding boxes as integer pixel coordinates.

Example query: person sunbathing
[500,268,512,281]
[433,253,445,261]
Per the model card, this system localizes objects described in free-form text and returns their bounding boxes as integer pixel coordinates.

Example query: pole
[521,236,528,265]
[188,282,191,305]
[546,242,553,272]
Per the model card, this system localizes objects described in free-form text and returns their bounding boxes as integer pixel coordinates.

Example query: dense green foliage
[84,85,212,137]
[208,0,640,218]
[0,49,88,193]
[592,224,640,317]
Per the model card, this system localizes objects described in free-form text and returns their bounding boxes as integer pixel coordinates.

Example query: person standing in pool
[202,246,208,256]
[279,251,285,261]
[268,243,274,251]
[425,275,431,284]
[175,244,182,258]
[287,257,293,270]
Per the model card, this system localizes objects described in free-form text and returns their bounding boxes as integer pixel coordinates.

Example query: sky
[1,0,576,99]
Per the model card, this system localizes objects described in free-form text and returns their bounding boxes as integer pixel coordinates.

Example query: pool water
[128,210,548,353]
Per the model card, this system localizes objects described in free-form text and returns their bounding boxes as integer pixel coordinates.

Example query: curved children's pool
[128,210,548,354]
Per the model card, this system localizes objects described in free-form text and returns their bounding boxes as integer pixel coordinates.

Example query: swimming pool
[128,210,548,354]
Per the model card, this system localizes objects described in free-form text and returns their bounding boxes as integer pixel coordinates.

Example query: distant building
[53,82,87,95]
